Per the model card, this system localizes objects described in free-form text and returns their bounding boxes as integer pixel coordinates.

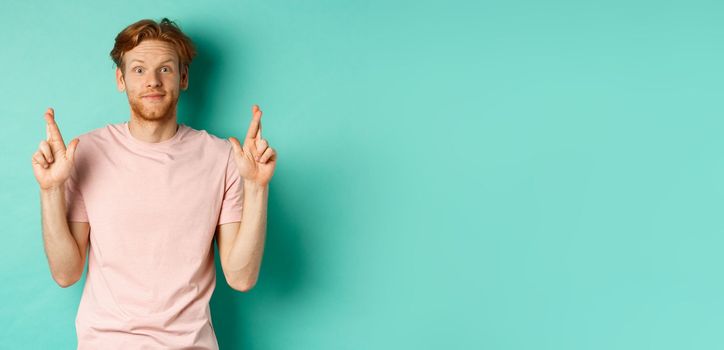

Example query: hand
[32,108,80,190]
[228,105,277,187]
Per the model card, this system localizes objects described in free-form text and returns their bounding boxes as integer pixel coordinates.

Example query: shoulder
[72,123,122,160]
[75,122,122,144]
[68,123,122,173]
[184,125,234,155]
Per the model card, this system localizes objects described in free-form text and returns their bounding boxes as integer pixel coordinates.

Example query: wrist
[243,180,268,193]
[40,183,65,196]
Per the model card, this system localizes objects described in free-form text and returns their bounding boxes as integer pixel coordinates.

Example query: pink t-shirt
[64,121,243,349]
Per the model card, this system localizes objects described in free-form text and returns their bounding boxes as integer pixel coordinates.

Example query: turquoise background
[2,0,723,348]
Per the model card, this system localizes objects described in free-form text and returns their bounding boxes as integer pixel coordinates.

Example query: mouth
[141,93,166,101]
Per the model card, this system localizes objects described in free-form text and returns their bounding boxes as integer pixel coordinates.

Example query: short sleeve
[217,146,243,225]
[65,158,89,223]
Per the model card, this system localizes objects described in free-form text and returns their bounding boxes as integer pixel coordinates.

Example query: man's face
[115,40,188,122]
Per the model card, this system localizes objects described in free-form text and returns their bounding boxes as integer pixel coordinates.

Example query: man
[31,18,277,349]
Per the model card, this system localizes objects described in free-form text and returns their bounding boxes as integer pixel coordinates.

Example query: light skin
[115,40,188,142]
[32,108,86,288]
[32,39,277,291]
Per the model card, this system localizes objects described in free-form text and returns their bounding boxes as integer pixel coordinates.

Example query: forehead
[124,40,179,63]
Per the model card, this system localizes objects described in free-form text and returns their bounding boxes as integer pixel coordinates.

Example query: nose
[146,71,162,88]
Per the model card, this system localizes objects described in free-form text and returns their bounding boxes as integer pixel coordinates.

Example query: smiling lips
[142,93,165,101]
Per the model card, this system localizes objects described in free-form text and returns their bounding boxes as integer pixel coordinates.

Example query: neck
[127,116,179,143]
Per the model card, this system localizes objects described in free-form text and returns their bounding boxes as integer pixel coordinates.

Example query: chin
[142,109,173,121]
[130,98,176,121]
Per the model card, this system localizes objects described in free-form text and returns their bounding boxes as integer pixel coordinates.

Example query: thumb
[66,138,80,163]
[229,137,242,154]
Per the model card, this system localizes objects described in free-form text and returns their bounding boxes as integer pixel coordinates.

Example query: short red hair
[110,18,196,72]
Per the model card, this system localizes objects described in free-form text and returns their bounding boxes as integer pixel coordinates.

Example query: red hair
[110,18,196,72]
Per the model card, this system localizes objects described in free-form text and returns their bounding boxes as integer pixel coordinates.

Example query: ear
[115,67,126,92]
[180,65,189,91]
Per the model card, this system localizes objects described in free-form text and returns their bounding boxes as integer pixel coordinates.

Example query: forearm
[40,185,83,286]
[224,180,268,289]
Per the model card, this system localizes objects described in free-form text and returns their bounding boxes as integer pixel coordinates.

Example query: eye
[160,66,170,73]
[133,67,143,74]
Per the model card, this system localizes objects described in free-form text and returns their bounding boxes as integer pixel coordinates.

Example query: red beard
[128,93,178,122]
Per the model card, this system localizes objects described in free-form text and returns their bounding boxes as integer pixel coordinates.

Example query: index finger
[45,108,66,146]
[245,105,262,140]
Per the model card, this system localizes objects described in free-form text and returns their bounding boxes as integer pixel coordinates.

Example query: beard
[128,93,178,122]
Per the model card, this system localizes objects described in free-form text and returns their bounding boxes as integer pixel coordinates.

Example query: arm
[216,180,268,292]
[32,107,87,288]
[40,186,90,287]
[220,104,276,292]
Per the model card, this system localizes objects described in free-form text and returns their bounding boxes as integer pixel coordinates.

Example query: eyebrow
[128,58,176,65]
